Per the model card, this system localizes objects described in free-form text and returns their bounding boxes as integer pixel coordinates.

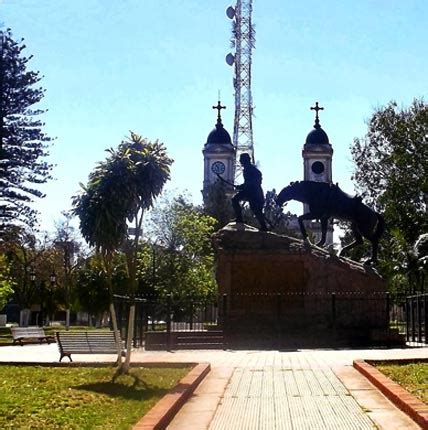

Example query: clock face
[211,161,226,175]
[311,161,325,175]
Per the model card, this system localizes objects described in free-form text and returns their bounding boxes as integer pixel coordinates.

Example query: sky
[1,0,427,233]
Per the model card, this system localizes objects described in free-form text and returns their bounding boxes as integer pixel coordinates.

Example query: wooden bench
[11,326,54,346]
[55,331,125,362]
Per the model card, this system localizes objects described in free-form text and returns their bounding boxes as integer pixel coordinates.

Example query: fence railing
[114,295,219,348]
[113,292,427,349]
[405,293,427,346]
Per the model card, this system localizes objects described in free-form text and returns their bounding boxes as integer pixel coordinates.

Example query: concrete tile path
[0,345,426,429]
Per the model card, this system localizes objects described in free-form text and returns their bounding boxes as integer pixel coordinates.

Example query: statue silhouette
[276,181,385,264]
[232,153,268,231]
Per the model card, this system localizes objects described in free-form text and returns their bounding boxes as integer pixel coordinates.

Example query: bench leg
[59,353,72,363]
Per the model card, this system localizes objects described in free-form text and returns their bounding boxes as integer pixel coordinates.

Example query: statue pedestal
[213,223,397,348]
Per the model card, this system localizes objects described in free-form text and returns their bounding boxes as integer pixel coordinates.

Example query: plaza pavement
[1,344,427,429]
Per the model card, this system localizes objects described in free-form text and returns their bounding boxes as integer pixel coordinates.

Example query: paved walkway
[0,345,427,429]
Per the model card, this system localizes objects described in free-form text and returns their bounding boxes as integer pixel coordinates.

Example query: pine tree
[0,28,53,233]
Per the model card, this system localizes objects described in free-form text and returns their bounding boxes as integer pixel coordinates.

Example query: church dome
[305,125,330,145]
[207,122,232,145]
[305,102,330,145]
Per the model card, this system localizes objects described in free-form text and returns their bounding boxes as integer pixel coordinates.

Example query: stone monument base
[212,223,401,348]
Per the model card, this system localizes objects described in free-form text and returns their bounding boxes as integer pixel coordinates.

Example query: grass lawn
[375,362,428,404]
[0,364,190,429]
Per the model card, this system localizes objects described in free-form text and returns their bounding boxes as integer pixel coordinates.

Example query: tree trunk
[109,302,123,365]
[121,302,135,373]
[65,308,71,330]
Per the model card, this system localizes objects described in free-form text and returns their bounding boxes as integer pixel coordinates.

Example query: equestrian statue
[275,181,384,264]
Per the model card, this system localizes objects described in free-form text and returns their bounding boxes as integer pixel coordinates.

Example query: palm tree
[72,132,173,372]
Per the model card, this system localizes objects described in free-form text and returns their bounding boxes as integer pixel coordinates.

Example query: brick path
[209,366,375,430]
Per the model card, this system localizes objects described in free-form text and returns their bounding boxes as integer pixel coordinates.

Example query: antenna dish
[226,6,235,19]
[225,53,235,66]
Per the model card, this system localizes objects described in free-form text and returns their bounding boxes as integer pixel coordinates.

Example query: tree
[146,195,217,303]
[51,212,81,330]
[73,253,128,326]
[0,226,49,325]
[0,254,14,309]
[0,28,53,232]
[73,132,172,373]
[350,99,427,292]
[203,181,234,229]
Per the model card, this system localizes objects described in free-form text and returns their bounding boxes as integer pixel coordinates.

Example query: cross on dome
[310,102,324,128]
[213,100,226,125]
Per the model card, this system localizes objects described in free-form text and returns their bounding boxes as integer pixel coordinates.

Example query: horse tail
[374,213,385,241]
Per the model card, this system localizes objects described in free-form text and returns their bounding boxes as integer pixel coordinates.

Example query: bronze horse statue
[276,181,384,264]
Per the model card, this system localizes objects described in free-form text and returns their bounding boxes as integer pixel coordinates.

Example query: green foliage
[72,132,172,257]
[74,253,129,316]
[0,28,53,231]
[0,365,189,429]
[0,254,14,309]
[203,180,234,229]
[350,99,427,292]
[0,226,44,309]
[144,195,217,301]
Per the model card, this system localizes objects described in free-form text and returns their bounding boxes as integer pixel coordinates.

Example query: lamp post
[44,272,56,327]
[29,267,36,326]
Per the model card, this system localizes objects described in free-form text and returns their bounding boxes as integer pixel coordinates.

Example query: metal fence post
[424,294,428,345]
[417,294,423,343]
[385,292,390,327]
[166,294,172,352]
[405,297,410,342]
[189,301,194,331]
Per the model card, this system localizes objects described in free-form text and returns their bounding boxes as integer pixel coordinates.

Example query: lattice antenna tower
[226,0,256,181]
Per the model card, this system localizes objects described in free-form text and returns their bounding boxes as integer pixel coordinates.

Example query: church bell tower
[302,102,334,244]
[202,101,235,204]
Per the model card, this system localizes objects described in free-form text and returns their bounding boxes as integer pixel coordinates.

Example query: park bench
[11,326,54,346]
[55,331,125,362]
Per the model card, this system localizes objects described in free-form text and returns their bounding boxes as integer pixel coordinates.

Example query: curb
[353,359,428,429]
[133,362,211,430]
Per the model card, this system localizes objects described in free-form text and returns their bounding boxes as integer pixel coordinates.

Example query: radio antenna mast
[226,0,255,181]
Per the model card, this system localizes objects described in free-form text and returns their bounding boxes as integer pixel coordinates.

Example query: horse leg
[366,214,384,264]
[316,217,328,247]
[366,239,379,264]
[338,229,363,257]
[297,213,316,242]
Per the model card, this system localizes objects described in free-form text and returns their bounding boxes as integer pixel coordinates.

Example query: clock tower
[202,101,235,204]
[302,102,334,244]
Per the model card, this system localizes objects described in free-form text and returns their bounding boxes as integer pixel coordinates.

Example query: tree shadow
[74,373,169,401]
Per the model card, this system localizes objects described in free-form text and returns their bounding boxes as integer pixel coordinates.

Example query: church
[202,101,334,245]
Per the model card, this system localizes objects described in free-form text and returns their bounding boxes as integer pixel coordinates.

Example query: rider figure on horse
[232,153,268,231]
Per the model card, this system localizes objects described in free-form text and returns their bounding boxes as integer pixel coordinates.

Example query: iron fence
[114,294,219,348]
[405,293,427,346]
[113,292,427,350]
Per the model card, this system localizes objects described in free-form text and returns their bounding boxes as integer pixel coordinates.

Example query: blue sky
[2,0,427,232]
